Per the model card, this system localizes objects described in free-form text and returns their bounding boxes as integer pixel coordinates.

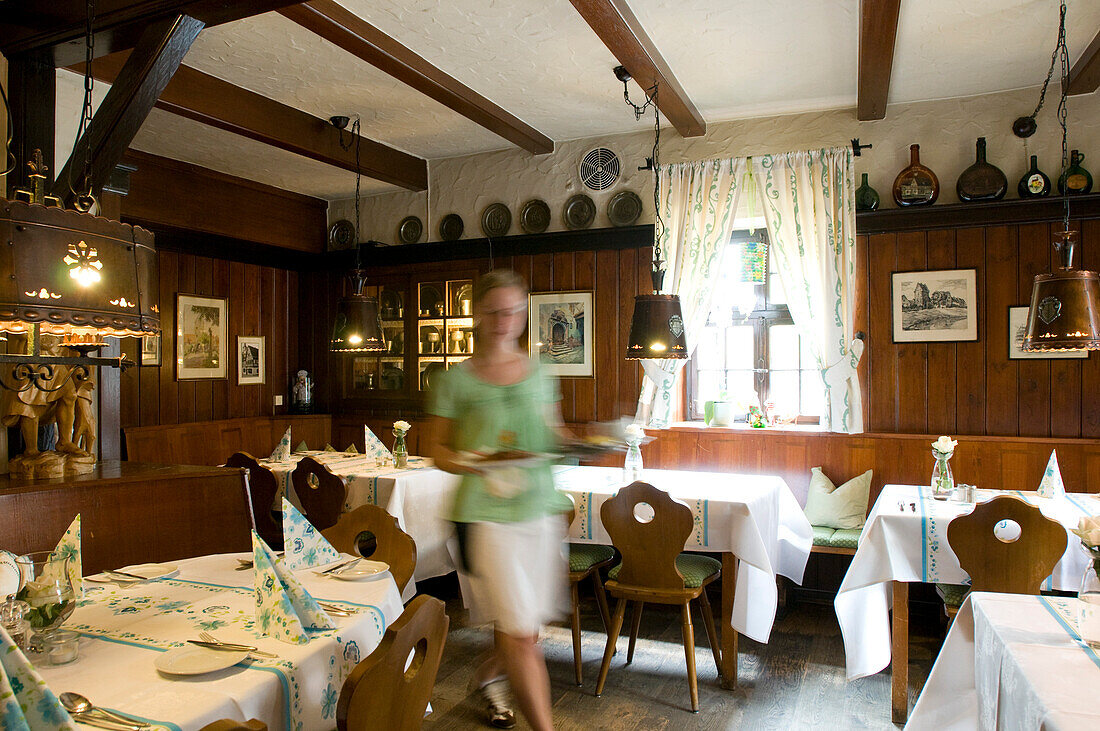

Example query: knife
[187,640,278,658]
[320,558,361,575]
[105,569,150,582]
[72,713,142,731]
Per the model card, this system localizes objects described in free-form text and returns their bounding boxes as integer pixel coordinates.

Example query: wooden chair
[226,452,283,550]
[199,720,266,731]
[565,503,615,686]
[322,504,418,594]
[594,481,722,713]
[337,594,449,731]
[290,456,348,531]
[941,494,1068,620]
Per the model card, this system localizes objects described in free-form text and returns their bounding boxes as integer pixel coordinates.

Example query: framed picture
[176,294,227,380]
[528,290,594,377]
[892,269,978,343]
[237,335,266,384]
[140,333,160,366]
[1007,306,1088,359]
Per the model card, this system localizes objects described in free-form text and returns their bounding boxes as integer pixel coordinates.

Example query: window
[688,231,824,424]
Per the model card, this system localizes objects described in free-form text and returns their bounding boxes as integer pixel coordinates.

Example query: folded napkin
[295,440,308,453]
[363,425,393,462]
[40,515,82,600]
[281,497,341,570]
[252,532,334,644]
[324,444,336,452]
[0,625,77,730]
[269,427,292,462]
[1038,449,1066,498]
[344,444,358,455]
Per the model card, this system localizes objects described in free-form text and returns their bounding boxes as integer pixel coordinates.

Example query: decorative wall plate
[520,199,551,234]
[481,203,512,237]
[328,219,355,250]
[397,216,423,244]
[563,194,596,230]
[607,190,643,227]
[439,213,464,241]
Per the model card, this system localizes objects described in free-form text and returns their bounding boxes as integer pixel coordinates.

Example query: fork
[317,601,357,616]
[198,631,279,658]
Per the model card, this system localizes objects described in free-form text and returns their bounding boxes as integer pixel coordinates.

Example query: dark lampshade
[1023,232,1100,352]
[625,294,688,359]
[330,291,385,353]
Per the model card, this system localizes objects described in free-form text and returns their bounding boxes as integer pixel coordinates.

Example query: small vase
[623,442,643,483]
[931,451,954,501]
[1078,548,1100,647]
[392,430,408,469]
[855,173,880,211]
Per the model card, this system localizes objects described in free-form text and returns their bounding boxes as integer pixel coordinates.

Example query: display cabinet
[417,278,474,391]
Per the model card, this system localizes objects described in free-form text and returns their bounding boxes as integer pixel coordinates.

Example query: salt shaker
[0,596,31,652]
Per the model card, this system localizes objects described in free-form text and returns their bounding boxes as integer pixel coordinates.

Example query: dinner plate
[455,451,558,470]
[85,563,179,583]
[155,646,249,675]
[325,559,390,581]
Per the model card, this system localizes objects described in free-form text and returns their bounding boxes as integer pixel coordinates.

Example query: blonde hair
[473,269,528,308]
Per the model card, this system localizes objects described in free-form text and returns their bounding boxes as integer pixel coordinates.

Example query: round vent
[579,147,621,191]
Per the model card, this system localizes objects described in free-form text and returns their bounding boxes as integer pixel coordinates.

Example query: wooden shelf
[857,192,1100,234]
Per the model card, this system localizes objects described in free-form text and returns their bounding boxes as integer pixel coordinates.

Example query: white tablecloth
[908,592,1100,731]
[836,485,1100,680]
[265,452,461,586]
[553,465,812,643]
[37,553,404,731]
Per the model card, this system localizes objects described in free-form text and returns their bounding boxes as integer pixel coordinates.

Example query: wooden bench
[810,526,861,556]
[125,415,331,466]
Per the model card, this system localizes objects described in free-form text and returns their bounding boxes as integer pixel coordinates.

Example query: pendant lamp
[1021,0,1100,353]
[616,68,688,360]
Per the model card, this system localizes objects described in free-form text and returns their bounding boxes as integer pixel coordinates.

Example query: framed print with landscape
[176,294,227,380]
[237,335,266,384]
[1007,306,1088,359]
[528,290,594,377]
[892,269,978,343]
[141,333,160,366]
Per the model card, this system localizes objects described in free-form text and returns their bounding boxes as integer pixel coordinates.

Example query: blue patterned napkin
[295,440,308,453]
[363,425,392,463]
[281,498,341,570]
[344,444,358,455]
[41,515,82,600]
[252,532,334,644]
[1038,449,1066,498]
[0,625,76,730]
[269,427,292,462]
[323,444,336,452]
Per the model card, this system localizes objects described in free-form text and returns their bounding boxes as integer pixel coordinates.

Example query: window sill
[660,421,827,435]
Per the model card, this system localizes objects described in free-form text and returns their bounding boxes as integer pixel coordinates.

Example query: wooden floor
[419,577,941,730]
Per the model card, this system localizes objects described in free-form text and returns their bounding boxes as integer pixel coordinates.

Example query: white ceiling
[57,0,1100,200]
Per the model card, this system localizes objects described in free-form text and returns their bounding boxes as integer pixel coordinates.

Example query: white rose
[931,436,958,455]
[393,420,412,432]
[624,424,645,440]
[1073,516,1100,547]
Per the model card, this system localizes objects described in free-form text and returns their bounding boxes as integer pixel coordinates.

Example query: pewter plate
[439,213,464,241]
[397,216,423,244]
[328,219,355,251]
[481,203,512,237]
[607,190,642,227]
[563,194,596,230]
[520,199,551,234]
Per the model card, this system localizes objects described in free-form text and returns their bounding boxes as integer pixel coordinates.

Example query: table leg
[891,580,909,725]
[720,552,738,689]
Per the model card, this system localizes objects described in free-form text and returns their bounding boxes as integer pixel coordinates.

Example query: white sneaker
[478,678,516,729]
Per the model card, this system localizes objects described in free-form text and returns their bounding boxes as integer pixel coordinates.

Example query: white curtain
[636,157,747,428]
[750,147,863,433]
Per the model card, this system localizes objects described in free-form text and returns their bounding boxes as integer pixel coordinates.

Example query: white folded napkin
[0,625,77,729]
[281,498,342,570]
[363,425,393,463]
[1038,449,1066,498]
[252,532,334,644]
[269,427,292,462]
[40,515,82,600]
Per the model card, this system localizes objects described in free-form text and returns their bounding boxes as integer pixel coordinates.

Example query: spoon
[60,692,149,728]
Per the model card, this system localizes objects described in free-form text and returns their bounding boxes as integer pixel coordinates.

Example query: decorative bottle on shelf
[956,137,1007,201]
[892,144,939,207]
[855,173,880,211]
[1017,155,1051,198]
[1058,150,1093,195]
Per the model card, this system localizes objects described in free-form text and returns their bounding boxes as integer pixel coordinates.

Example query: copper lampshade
[1023,231,1100,352]
[330,269,385,353]
[625,294,688,359]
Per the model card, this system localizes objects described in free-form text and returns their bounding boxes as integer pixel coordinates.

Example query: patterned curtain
[750,146,863,433]
[636,157,747,428]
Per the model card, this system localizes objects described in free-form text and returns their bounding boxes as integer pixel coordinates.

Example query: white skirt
[463,514,567,637]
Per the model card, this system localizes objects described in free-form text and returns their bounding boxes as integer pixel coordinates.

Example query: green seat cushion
[568,543,615,573]
[828,528,862,550]
[812,526,837,546]
[608,553,721,589]
[935,582,970,608]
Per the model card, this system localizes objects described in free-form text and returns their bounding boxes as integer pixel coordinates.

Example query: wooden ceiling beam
[0,0,303,67]
[1068,28,1100,96]
[568,0,705,138]
[857,0,902,121]
[77,52,427,191]
[278,0,553,155]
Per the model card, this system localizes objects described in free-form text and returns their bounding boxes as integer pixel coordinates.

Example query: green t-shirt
[428,360,571,523]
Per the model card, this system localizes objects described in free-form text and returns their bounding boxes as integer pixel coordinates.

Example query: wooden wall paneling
[854,235,871,428]
[176,253,198,423]
[924,229,957,435]
[158,249,179,426]
[259,265,276,416]
[617,247,638,419]
[594,248,619,423]
[269,268,286,416]
[119,336,140,429]
[227,261,247,418]
[894,231,929,433]
[193,255,215,423]
[954,228,987,434]
[283,269,299,414]
[1016,223,1053,436]
[984,226,1019,435]
[1081,219,1100,437]
[212,258,231,420]
[1047,221,1083,437]
[573,249,597,423]
[137,333,159,427]
[553,251,576,422]
[867,233,898,431]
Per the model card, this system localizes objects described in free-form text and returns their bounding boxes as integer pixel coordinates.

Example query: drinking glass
[15,551,76,650]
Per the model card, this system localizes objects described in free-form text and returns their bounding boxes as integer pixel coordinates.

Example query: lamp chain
[353,115,362,271]
[621,77,665,268]
[1055,0,1069,235]
[67,0,96,205]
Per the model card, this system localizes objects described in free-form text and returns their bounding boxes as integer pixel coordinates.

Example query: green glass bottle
[1058,150,1093,195]
[855,173,880,211]
[1017,155,1051,198]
